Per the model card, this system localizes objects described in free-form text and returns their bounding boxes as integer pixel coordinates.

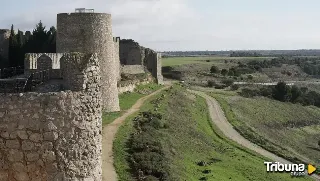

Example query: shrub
[227,70,234,76]
[210,66,219,73]
[128,111,170,180]
[259,87,273,98]
[215,84,227,89]
[221,69,228,76]
[221,79,234,87]
[230,84,239,91]
[207,80,216,87]
[239,88,260,98]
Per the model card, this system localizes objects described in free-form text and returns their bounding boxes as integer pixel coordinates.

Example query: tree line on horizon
[0,21,56,69]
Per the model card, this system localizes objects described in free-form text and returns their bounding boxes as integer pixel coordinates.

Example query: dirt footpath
[189,90,320,181]
[102,86,170,181]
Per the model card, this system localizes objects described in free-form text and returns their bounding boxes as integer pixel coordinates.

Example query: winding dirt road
[190,90,320,181]
[102,86,170,181]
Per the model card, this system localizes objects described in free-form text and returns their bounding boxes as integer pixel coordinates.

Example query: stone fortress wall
[0,9,164,181]
[24,53,63,79]
[56,12,120,112]
[120,39,163,84]
[0,53,102,181]
[113,37,121,81]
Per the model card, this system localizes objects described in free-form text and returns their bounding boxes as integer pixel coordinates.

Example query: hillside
[212,93,320,166]
[113,85,310,180]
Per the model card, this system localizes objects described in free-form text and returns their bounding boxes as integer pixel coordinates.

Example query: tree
[210,65,219,74]
[32,21,48,53]
[6,21,57,68]
[221,69,228,76]
[8,24,18,66]
[290,86,302,103]
[273,82,291,102]
[47,26,57,52]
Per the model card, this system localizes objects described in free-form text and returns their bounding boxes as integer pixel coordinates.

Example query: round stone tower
[56,11,120,112]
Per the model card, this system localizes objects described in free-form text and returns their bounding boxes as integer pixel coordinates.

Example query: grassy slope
[162,56,269,67]
[102,83,163,126]
[210,92,320,166]
[114,85,309,181]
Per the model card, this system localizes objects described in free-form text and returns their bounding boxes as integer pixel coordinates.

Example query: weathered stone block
[0,138,4,149]
[43,132,58,141]
[41,141,53,151]
[0,124,7,130]
[14,172,29,181]
[29,133,43,142]
[9,131,17,139]
[46,162,58,173]
[1,131,9,139]
[8,150,23,162]
[42,151,56,162]
[8,109,20,115]
[21,140,34,151]
[26,152,40,162]
[43,121,58,131]
[6,139,20,149]
[17,130,28,140]
[12,162,27,172]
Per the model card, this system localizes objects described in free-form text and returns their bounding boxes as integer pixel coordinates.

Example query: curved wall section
[57,13,120,112]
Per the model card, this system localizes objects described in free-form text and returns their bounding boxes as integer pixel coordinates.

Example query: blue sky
[1,0,320,51]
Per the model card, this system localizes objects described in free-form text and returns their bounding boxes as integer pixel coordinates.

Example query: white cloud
[0,0,198,50]
[1,0,320,51]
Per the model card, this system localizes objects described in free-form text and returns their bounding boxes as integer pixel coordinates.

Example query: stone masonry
[0,9,164,181]
[0,53,102,181]
[119,39,145,65]
[24,53,63,79]
[113,37,121,81]
[119,39,163,84]
[56,13,120,112]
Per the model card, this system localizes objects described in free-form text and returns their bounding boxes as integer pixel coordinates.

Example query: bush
[239,88,260,98]
[247,75,253,80]
[227,70,234,76]
[207,80,216,87]
[221,69,228,76]
[221,79,234,87]
[210,66,219,74]
[214,84,227,89]
[259,87,273,97]
[128,111,170,180]
[230,84,239,91]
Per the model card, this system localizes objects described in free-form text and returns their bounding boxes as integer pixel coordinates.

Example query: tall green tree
[7,21,57,68]
[8,24,18,66]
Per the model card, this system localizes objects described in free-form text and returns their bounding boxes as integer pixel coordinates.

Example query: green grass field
[210,92,320,166]
[162,56,270,67]
[113,85,310,180]
[102,83,163,126]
